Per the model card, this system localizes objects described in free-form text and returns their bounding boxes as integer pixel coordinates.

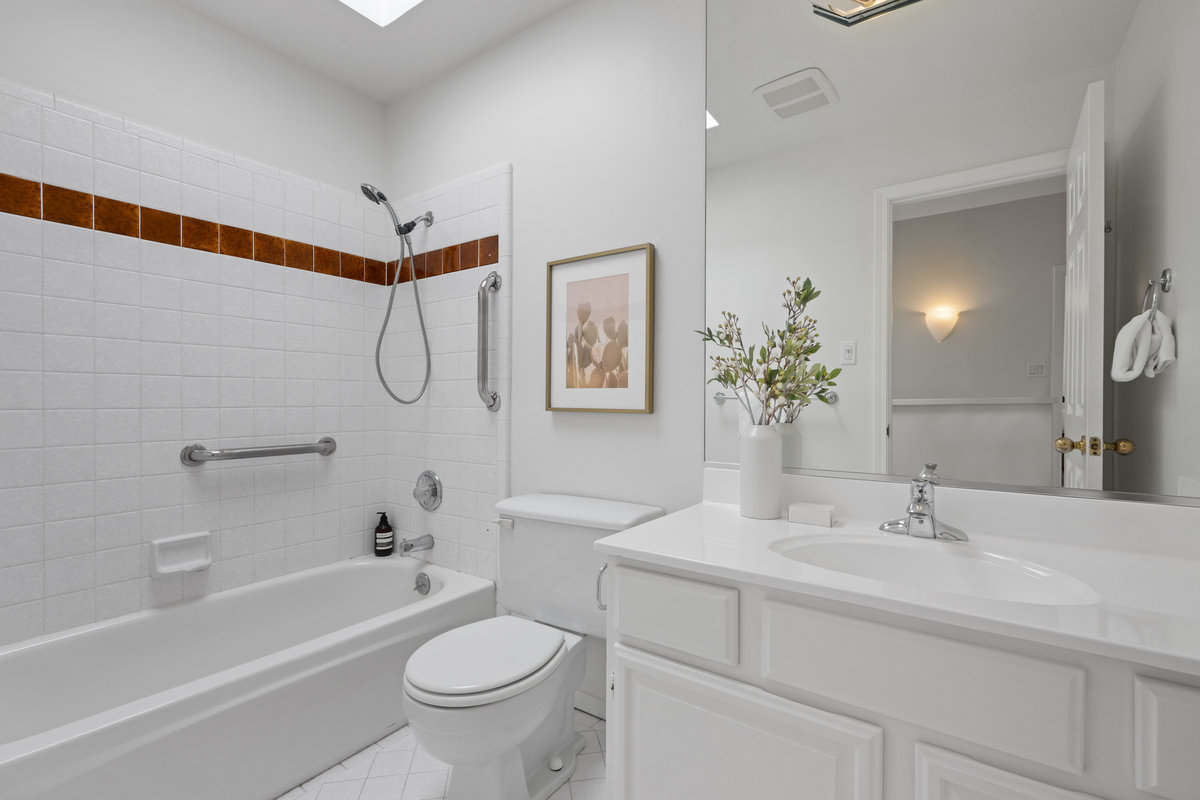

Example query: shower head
[360,182,434,237]
[360,183,386,204]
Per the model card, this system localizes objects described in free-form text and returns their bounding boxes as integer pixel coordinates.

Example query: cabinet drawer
[1135,676,1200,800]
[762,601,1085,773]
[613,567,739,665]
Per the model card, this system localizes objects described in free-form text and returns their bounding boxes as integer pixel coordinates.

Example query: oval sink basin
[769,535,1100,606]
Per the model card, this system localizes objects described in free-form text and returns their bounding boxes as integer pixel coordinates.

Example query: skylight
[336,0,426,27]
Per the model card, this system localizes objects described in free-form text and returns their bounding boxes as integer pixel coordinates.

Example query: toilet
[401,493,663,800]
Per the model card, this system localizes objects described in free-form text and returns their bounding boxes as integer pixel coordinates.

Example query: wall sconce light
[924,307,959,343]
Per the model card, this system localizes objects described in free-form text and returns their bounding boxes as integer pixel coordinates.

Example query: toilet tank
[494,494,663,638]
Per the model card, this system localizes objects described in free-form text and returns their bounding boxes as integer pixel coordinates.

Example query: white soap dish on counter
[151,531,213,577]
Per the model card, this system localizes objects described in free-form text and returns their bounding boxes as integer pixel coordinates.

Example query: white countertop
[596,501,1200,677]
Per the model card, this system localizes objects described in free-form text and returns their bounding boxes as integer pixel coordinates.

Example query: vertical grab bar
[477,270,502,411]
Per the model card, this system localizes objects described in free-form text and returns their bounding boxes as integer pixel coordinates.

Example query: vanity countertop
[595,501,1200,676]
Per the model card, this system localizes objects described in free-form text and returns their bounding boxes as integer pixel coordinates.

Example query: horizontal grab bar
[180,437,337,466]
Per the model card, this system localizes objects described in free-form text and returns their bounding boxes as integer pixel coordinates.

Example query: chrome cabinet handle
[596,563,608,611]
[477,271,502,411]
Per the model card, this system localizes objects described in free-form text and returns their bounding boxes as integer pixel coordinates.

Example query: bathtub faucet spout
[399,534,434,555]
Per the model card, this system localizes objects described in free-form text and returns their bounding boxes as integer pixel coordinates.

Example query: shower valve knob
[413,470,443,511]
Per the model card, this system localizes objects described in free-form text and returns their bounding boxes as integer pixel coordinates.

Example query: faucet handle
[917,463,941,483]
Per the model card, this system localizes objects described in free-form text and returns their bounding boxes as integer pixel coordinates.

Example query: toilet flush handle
[596,564,609,611]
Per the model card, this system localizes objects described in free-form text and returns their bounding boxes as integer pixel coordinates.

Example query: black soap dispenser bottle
[374,512,394,557]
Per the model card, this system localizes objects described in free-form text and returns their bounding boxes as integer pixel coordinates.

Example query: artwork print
[565,274,630,389]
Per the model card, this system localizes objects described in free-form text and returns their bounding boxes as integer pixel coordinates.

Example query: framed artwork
[546,243,654,413]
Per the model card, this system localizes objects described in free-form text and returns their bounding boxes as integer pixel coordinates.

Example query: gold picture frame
[546,243,654,413]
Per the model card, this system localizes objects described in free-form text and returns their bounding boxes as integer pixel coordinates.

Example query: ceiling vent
[754,68,838,120]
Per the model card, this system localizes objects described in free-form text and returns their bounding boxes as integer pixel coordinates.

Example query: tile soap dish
[152,531,213,577]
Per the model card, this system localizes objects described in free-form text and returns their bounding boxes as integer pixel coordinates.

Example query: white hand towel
[1111,309,1154,382]
[1144,310,1176,377]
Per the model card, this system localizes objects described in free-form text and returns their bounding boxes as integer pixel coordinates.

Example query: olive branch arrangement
[698,276,841,426]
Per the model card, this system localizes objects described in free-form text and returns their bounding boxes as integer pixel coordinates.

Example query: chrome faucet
[880,463,968,542]
[398,534,435,555]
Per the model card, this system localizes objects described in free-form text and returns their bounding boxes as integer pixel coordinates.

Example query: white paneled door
[1061,81,1106,490]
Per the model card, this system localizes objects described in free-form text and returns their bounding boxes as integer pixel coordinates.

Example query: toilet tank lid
[495,493,664,531]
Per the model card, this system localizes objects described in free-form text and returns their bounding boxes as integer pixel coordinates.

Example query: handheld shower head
[360,182,434,237]
[360,183,386,204]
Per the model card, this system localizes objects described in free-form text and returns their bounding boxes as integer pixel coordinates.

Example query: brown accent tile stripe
[0,172,499,286]
[286,239,314,271]
[97,197,140,237]
[141,208,181,246]
[220,225,253,259]
[0,174,41,219]
[182,216,218,253]
[42,185,93,228]
[253,232,285,267]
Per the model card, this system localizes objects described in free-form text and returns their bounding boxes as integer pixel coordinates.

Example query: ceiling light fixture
[335,0,425,27]
[813,0,924,27]
[706,111,720,129]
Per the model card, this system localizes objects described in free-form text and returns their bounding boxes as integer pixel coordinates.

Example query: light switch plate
[840,341,857,366]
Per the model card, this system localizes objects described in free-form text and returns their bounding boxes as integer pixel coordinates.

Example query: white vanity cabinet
[604,560,1200,800]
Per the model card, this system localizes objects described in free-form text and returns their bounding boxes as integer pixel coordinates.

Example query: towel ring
[1141,268,1173,314]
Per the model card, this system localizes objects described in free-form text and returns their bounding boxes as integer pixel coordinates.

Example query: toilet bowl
[402,615,587,800]
[401,494,664,800]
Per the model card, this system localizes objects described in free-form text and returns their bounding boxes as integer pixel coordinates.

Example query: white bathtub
[0,557,494,800]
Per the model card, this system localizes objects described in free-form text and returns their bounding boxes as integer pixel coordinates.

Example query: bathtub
[0,557,494,800]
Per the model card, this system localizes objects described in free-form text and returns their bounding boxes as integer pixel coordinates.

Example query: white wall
[890,193,1065,485]
[384,0,707,513]
[0,0,386,189]
[706,68,1110,472]
[1111,0,1200,496]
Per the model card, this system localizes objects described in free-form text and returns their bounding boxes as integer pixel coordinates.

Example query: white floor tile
[567,777,607,800]
[369,748,416,777]
[572,753,606,781]
[400,768,448,799]
[359,774,407,800]
[579,730,601,755]
[314,779,366,800]
[408,748,448,773]
[276,712,609,800]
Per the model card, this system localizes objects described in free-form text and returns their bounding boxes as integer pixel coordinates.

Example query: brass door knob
[1053,436,1134,455]
[1054,436,1086,454]
[1104,437,1135,455]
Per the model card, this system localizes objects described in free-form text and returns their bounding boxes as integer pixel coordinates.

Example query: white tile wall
[378,165,512,581]
[0,79,512,647]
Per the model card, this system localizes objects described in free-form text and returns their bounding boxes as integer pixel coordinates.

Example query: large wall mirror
[706,0,1198,502]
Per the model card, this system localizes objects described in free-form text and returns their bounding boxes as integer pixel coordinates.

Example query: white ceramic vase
[777,421,801,468]
[739,424,782,519]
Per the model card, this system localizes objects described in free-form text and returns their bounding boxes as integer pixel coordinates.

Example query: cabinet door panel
[1134,676,1200,800]
[915,744,1105,800]
[611,644,881,800]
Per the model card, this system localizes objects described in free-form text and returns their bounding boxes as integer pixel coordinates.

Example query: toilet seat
[404,617,568,709]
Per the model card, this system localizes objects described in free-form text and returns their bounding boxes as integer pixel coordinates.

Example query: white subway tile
[235,155,279,178]
[0,214,41,257]
[182,138,235,165]
[219,162,253,199]
[219,193,253,228]
[42,146,92,192]
[0,132,42,181]
[43,589,96,633]
[0,252,42,295]
[181,184,218,220]
[94,160,140,205]
[0,94,41,141]
[123,119,181,148]
[44,516,94,558]
[94,443,141,480]
[44,334,93,373]
[94,409,140,444]
[53,97,122,130]
[93,477,140,515]
[42,109,92,156]
[43,372,94,410]
[181,151,220,190]
[139,138,180,180]
[0,448,42,489]
[94,338,140,375]
[93,125,139,168]
[254,202,284,238]
[140,173,180,214]
[95,580,142,619]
